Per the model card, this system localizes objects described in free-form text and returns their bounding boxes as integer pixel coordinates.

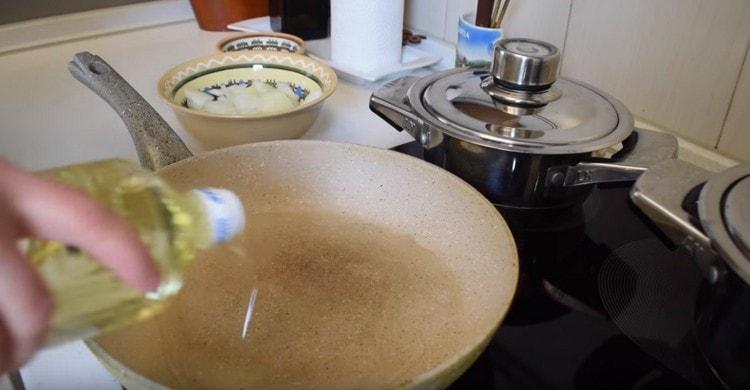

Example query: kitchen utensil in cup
[456,12,503,68]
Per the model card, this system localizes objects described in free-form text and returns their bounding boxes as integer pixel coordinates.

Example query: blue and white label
[195,188,245,244]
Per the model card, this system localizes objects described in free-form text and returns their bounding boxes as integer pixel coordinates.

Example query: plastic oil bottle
[24,159,245,346]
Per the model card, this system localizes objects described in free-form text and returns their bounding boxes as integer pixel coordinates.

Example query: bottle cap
[193,188,245,244]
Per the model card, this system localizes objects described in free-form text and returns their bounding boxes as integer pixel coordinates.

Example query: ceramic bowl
[158,51,336,149]
[217,32,305,54]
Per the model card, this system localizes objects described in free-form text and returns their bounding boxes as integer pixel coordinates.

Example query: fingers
[0,227,52,370]
[0,313,13,373]
[0,159,159,292]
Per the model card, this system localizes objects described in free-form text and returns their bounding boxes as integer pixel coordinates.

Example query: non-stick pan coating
[91,141,518,389]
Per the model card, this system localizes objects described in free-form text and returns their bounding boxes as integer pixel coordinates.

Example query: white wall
[405,0,750,162]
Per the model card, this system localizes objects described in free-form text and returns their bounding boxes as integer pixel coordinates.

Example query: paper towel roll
[330,0,404,73]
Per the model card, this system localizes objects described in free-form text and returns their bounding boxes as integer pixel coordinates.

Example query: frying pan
[68,52,518,389]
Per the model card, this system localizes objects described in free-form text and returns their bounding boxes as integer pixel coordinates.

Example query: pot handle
[68,52,192,171]
[630,159,722,283]
[546,128,678,187]
[369,76,442,148]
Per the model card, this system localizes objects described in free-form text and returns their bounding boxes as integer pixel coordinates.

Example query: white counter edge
[634,118,739,172]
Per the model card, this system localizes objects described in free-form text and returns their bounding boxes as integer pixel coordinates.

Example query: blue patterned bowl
[158,51,336,150]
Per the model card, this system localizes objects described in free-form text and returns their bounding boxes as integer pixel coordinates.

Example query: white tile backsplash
[444,0,477,43]
[403,0,750,164]
[562,0,750,149]
[500,0,571,52]
[718,45,750,161]
[405,0,448,38]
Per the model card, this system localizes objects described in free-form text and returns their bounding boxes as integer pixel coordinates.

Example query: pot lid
[406,38,634,155]
[725,177,750,258]
[699,164,750,283]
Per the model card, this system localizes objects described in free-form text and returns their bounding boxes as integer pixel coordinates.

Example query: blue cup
[456,12,503,68]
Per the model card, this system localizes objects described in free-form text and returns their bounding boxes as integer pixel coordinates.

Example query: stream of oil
[96,211,468,389]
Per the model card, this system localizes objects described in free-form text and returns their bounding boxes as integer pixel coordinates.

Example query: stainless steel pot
[370,38,677,210]
[631,159,750,389]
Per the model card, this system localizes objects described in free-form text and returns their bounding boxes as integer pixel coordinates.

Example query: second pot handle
[68,52,192,171]
[630,159,722,283]
[369,76,442,149]
[546,128,678,187]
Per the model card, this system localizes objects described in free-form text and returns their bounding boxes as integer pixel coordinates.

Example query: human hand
[0,158,159,373]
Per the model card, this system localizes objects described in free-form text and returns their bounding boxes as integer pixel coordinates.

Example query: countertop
[0,22,414,173]
[0,2,738,389]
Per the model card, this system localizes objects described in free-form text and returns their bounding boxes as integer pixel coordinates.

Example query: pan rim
[97,139,519,388]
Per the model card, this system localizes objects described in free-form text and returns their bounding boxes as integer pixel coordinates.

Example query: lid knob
[482,38,563,115]
[491,38,560,90]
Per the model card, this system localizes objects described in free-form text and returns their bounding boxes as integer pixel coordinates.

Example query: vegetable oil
[25,159,244,346]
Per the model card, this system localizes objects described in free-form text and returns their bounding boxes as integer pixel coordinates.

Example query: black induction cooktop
[391,141,723,390]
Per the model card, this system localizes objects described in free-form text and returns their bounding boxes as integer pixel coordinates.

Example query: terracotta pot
[189,0,268,31]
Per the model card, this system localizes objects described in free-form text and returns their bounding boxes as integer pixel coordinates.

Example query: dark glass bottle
[269,0,330,40]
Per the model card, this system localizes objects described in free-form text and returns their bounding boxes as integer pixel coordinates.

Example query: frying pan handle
[68,52,193,171]
[546,128,678,187]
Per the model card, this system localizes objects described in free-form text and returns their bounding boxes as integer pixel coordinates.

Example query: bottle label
[195,188,245,244]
